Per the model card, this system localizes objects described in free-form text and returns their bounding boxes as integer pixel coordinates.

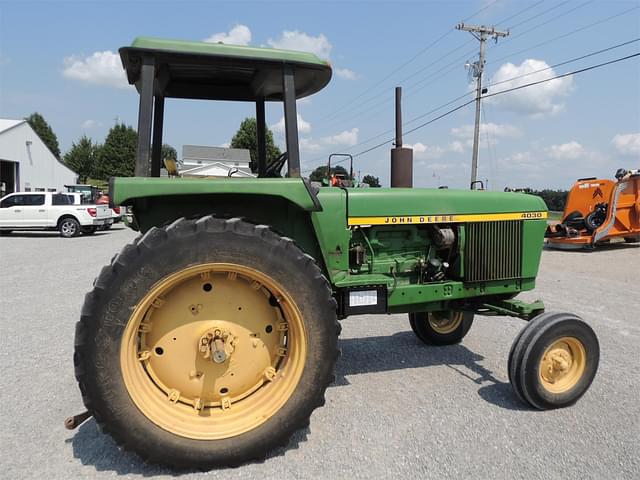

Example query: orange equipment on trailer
[546,168,640,249]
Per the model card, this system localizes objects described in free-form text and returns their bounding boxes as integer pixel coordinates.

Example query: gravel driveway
[1,226,638,479]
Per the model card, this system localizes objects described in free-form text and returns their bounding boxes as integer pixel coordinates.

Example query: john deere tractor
[69,37,599,469]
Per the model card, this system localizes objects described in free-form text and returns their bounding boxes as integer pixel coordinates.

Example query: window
[52,194,73,206]
[48,188,57,192]
[24,188,31,192]
[0,195,20,208]
[24,194,45,206]
[0,194,43,207]
[35,188,45,192]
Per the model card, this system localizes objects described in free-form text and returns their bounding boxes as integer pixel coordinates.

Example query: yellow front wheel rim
[428,311,463,335]
[120,263,307,440]
[539,337,586,394]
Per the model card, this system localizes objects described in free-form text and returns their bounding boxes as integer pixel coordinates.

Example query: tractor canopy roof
[119,37,332,101]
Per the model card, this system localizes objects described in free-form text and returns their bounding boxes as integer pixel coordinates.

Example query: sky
[0,0,639,190]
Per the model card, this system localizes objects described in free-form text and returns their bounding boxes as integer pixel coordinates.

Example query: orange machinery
[546,168,640,249]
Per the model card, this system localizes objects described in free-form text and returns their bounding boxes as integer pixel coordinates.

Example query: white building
[180,145,256,178]
[0,119,77,196]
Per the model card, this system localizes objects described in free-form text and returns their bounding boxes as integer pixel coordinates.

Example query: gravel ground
[1,226,639,479]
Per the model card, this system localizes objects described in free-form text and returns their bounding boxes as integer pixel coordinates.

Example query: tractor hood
[346,188,547,225]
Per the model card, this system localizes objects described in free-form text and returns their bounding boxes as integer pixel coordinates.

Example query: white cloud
[334,68,358,80]
[299,138,323,153]
[325,128,358,146]
[298,128,359,153]
[486,59,573,117]
[271,114,312,135]
[81,119,101,130]
[546,141,586,160]
[267,30,332,59]
[612,132,640,155]
[451,122,521,141]
[204,24,252,45]
[404,142,445,160]
[62,51,128,89]
[449,140,465,153]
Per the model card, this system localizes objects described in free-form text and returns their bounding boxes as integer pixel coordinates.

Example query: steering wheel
[264,152,288,178]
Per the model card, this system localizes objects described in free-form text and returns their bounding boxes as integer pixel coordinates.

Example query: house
[179,145,256,178]
[0,119,77,196]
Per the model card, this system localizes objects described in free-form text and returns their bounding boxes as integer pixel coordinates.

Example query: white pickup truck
[0,192,111,237]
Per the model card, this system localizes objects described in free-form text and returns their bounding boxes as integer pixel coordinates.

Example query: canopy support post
[150,95,165,177]
[135,56,155,177]
[282,65,300,178]
[256,97,267,176]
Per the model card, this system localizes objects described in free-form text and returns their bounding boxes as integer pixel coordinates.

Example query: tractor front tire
[508,312,599,410]
[408,311,474,345]
[74,216,340,469]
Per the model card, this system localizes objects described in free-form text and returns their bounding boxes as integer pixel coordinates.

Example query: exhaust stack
[390,87,413,187]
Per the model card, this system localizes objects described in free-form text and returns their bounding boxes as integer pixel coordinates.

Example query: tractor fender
[110,176,322,213]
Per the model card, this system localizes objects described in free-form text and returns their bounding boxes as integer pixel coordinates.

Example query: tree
[63,135,98,183]
[161,144,178,164]
[25,112,61,159]
[230,118,281,168]
[529,189,568,211]
[93,124,137,179]
[308,164,348,182]
[362,174,381,187]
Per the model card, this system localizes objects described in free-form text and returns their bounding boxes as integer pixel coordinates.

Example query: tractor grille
[464,220,523,282]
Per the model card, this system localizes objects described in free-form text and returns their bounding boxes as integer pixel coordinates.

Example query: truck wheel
[408,311,473,345]
[508,312,599,410]
[74,216,339,469]
[59,217,80,238]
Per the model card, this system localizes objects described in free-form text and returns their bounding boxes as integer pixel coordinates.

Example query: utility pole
[456,23,509,189]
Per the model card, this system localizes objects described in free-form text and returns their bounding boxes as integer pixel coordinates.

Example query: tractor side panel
[522,219,547,278]
[309,189,350,281]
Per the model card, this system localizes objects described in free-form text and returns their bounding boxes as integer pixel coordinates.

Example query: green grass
[548,211,563,221]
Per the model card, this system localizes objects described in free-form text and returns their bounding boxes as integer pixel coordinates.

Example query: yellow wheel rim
[120,263,307,440]
[539,337,586,394]
[428,311,463,335]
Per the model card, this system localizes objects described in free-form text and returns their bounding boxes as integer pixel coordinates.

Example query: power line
[508,0,570,30]
[483,52,639,101]
[311,0,618,138]
[310,38,640,167]
[489,5,639,66]
[321,40,476,124]
[348,52,639,159]
[495,0,546,27]
[485,37,640,90]
[316,1,504,124]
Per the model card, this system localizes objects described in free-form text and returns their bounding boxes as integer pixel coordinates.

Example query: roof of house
[119,36,332,101]
[179,162,255,178]
[182,145,251,164]
[0,119,26,135]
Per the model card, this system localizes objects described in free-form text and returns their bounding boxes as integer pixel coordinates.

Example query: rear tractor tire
[73,216,340,469]
[508,312,599,410]
[408,310,474,345]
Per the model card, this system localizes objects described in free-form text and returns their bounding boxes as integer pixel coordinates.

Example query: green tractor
[69,37,599,469]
